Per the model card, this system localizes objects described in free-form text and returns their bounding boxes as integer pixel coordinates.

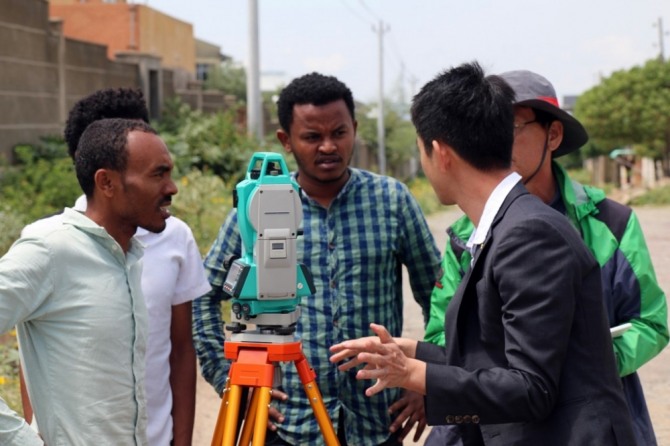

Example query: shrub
[159,105,260,184]
[629,184,670,206]
[0,141,80,223]
[0,205,25,256]
[407,176,445,216]
[171,169,234,255]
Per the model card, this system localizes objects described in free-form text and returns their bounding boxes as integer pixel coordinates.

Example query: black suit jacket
[416,183,636,445]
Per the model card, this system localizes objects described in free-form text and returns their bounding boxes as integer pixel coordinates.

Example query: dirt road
[192,205,670,445]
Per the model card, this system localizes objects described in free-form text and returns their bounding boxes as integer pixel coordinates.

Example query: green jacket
[424,162,668,443]
[425,162,668,376]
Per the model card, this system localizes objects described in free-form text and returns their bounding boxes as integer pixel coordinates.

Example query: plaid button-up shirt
[193,168,440,445]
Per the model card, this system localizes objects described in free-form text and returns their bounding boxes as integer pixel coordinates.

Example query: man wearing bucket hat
[423,70,669,445]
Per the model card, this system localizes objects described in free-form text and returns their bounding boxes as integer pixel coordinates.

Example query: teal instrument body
[222,152,315,320]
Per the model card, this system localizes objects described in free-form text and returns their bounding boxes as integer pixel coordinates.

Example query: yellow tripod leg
[251,386,272,446]
[303,380,339,445]
[213,341,340,445]
[222,384,243,446]
[238,388,259,445]
[211,379,231,446]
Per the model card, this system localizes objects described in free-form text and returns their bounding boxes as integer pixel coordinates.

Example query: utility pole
[372,20,389,175]
[653,17,668,62]
[247,0,263,141]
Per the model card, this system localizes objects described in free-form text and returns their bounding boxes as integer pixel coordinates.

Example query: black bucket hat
[499,70,589,158]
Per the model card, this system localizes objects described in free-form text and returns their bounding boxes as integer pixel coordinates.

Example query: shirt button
[463,415,471,423]
[455,416,463,424]
[330,280,337,288]
[328,242,335,250]
[445,415,455,423]
[333,319,339,327]
[472,415,480,424]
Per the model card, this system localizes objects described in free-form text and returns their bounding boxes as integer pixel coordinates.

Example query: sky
[144,0,670,105]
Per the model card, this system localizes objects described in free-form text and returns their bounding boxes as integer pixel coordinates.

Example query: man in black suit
[330,62,636,445]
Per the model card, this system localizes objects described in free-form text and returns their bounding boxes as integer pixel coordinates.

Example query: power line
[358,0,381,22]
[386,30,418,86]
[340,0,373,26]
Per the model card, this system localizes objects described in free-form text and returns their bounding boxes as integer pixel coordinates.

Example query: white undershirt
[467,172,522,254]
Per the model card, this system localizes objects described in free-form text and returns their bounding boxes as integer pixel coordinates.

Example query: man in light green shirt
[0,118,178,445]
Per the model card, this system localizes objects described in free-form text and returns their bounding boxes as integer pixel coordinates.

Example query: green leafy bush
[171,169,233,255]
[407,176,445,216]
[0,138,81,256]
[629,184,670,206]
[0,140,80,223]
[159,103,260,184]
[0,205,25,256]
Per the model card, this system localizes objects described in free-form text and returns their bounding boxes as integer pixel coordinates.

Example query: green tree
[574,59,670,172]
[204,61,247,102]
[160,105,260,184]
[357,101,417,180]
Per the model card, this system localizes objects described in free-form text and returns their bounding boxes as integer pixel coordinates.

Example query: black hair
[64,88,149,159]
[276,72,355,133]
[75,118,156,197]
[410,61,515,171]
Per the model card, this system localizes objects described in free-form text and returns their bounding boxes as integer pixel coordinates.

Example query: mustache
[160,197,172,206]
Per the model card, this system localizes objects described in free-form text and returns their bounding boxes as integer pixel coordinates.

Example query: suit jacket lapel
[443,182,529,364]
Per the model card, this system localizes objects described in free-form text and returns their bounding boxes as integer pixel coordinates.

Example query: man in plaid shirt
[192,72,440,445]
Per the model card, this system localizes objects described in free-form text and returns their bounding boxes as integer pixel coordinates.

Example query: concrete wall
[0,0,233,159]
[0,0,63,158]
[0,0,140,159]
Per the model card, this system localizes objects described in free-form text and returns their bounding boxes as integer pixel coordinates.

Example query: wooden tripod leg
[211,378,231,446]
[294,356,340,446]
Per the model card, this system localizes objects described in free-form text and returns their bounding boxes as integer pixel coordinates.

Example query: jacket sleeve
[397,185,441,325]
[424,219,473,346]
[612,211,669,377]
[192,210,242,394]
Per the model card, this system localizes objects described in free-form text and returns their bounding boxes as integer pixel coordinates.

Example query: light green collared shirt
[0,208,148,445]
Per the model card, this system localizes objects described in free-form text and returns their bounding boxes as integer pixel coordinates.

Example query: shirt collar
[62,207,144,259]
[293,168,357,202]
[467,172,522,250]
[73,194,151,243]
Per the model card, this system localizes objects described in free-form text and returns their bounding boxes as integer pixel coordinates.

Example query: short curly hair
[276,72,355,133]
[75,118,156,197]
[64,88,149,159]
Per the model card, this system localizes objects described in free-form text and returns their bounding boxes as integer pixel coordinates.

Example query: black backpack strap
[447,226,470,277]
